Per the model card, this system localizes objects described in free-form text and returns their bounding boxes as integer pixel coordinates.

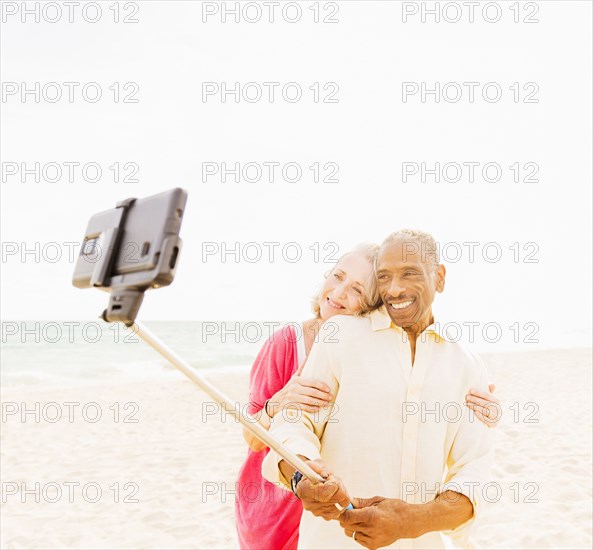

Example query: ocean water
[0,321,268,389]
[1,320,591,389]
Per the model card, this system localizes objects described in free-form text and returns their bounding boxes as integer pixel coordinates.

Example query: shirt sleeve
[261,336,339,488]
[440,355,495,540]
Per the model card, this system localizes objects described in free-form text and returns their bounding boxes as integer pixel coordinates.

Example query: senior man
[261,229,495,550]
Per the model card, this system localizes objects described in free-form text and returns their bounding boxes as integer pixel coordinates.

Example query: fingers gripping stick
[312,473,354,512]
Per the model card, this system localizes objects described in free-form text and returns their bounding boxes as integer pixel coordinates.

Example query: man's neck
[403,312,434,365]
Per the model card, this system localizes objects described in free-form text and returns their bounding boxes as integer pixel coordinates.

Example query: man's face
[376,240,446,331]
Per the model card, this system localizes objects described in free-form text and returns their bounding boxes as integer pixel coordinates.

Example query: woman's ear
[435,264,446,293]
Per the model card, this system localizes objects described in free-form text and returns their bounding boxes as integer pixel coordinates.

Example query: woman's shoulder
[267,323,299,346]
[250,324,299,379]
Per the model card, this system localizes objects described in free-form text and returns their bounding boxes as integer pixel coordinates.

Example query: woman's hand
[243,365,333,451]
[465,384,501,427]
[267,365,334,418]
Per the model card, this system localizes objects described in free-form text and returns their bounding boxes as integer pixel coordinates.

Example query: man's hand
[296,459,353,521]
[340,491,474,549]
[339,496,419,550]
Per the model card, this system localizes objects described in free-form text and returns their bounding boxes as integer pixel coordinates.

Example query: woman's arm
[242,404,272,452]
[243,327,333,452]
[243,372,334,452]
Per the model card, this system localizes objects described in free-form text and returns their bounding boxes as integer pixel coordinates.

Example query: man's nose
[388,279,406,297]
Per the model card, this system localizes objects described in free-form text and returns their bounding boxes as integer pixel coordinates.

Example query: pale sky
[1,1,592,351]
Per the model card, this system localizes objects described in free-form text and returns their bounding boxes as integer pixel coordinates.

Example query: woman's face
[318,252,374,321]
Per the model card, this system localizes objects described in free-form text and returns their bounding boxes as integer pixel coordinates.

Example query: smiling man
[262,229,495,550]
[376,230,445,365]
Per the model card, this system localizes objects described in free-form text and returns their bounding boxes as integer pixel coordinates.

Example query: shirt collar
[369,306,447,343]
[369,306,394,331]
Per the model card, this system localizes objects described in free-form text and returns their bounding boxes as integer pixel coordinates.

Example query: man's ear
[435,264,446,293]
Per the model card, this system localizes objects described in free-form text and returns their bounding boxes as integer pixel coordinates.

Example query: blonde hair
[310,242,382,318]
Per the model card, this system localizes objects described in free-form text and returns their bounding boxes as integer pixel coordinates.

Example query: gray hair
[311,242,381,318]
[380,229,440,272]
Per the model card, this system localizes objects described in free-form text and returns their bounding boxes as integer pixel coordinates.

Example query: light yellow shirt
[261,306,494,550]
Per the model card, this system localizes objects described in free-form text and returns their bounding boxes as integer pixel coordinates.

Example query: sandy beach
[1,348,591,549]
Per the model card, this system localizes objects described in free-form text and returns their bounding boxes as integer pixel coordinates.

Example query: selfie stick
[79,190,351,506]
[117,318,324,485]
[125,321,354,509]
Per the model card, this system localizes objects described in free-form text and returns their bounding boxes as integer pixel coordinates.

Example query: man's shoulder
[437,335,487,377]
[322,313,373,334]
[314,314,376,349]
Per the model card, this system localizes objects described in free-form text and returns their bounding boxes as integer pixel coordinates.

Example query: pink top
[235,326,303,550]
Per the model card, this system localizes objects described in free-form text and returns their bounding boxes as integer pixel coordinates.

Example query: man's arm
[278,457,301,484]
[260,335,339,488]
[339,491,473,549]
[413,490,474,534]
[440,357,495,535]
[260,333,358,521]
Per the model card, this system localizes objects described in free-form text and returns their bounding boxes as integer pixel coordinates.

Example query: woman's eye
[352,287,362,295]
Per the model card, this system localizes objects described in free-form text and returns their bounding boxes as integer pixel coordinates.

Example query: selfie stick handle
[130,320,325,485]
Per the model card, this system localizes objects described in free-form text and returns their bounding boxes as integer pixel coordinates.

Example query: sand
[1,348,591,549]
